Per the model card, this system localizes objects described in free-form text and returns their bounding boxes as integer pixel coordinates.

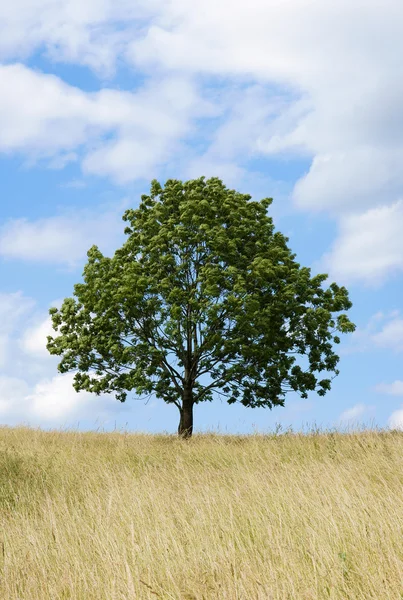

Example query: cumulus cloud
[128,0,403,212]
[0,376,31,418]
[0,372,116,425]
[372,318,403,352]
[0,292,122,427]
[20,315,55,358]
[375,381,403,396]
[185,86,288,172]
[0,64,213,183]
[0,291,36,368]
[27,372,114,422]
[0,202,127,267]
[374,381,403,434]
[1,0,403,289]
[0,0,155,74]
[388,407,403,431]
[341,310,403,355]
[292,148,403,215]
[338,403,375,425]
[1,3,403,218]
[319,201,403,286]
[0,291,35,330]
[1,1,402,205]
[0,291,58,377]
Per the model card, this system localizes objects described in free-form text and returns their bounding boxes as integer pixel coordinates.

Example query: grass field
[0,425,402,599]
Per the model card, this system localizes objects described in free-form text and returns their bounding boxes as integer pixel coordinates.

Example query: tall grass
[0,424,402,599]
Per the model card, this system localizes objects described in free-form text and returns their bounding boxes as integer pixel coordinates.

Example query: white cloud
[1,0,402,208]
[338,403,374,424]
[48,152,78,170]
[0,371,116,425]
[0,291,35,332]
[0,202,126,267]
[0,335,8,369]
[127,0,403,211]
[185,86,287,172]
[0,291,122,426]
[0,375,31,418]
[20,315,55,358]
[374,381,403,396]
[0,292,59,377]
[0,64,101,154]
[0,291,36,368]
[1,0,403,289]
[341,310,403,355]
[0,0,154,74]
[292,148,403,215]
[27,372,114,421]
[372,318,403,352]
[388,407,403,431]
[319,201,403,286]
[0,64,213,183]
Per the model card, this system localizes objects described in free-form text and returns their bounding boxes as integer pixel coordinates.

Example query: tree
[47,177,356,438]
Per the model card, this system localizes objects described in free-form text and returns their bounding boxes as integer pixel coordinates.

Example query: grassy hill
[0,425,402,599]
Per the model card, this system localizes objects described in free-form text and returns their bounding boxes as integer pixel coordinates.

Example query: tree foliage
[47,177,356,437]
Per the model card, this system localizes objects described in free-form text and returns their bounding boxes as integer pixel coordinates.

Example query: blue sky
[1,0,403,435]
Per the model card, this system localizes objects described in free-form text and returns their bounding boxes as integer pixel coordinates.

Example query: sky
[1,0,403,435]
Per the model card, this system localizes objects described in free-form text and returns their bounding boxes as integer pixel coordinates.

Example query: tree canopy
[47,177,356,437]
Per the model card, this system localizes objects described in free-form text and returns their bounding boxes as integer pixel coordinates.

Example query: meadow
[0,424,402,599]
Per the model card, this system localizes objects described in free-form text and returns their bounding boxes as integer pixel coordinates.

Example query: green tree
[47,177,355,438]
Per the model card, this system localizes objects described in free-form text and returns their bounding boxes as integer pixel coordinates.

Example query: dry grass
[0,425,402,599]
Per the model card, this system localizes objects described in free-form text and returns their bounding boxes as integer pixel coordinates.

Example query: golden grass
[0,425,403,599]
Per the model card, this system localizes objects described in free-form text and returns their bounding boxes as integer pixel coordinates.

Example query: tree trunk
[178,386,193,438]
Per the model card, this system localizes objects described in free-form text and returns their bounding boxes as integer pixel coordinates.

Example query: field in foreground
[0,426,402,599]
